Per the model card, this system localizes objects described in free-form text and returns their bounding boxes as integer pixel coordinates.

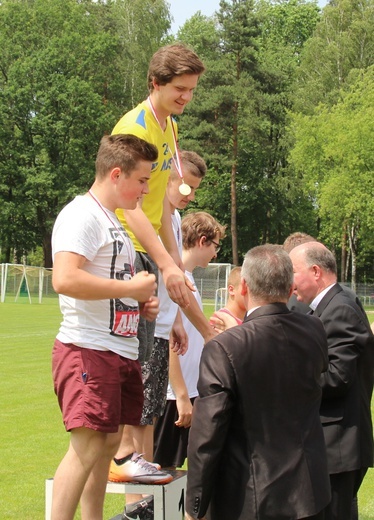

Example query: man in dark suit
[284,233,365,520]
[185,244,331,520]
[289,241,374,520]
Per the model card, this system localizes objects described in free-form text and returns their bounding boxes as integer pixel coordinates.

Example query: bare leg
[51,427,109,520]
[80,429,123,520]
[133,424,154,461]
[132,423,155,503]
[114,424,136,458]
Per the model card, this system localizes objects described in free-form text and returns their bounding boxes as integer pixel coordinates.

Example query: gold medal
[179,182,191,196]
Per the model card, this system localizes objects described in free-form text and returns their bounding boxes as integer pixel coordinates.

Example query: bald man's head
[289,241,337,304]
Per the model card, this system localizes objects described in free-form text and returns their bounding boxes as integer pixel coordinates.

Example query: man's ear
[312,264,322,280]
[240,278,248,296]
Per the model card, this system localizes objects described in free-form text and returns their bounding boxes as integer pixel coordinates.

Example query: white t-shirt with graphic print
[52,195,139,359]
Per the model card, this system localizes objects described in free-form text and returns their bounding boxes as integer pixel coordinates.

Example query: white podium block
[45,469,187,520]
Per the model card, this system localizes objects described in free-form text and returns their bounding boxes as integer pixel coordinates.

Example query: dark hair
[170,150,207,180]
[242,244,293,303]
[283,232,316,253]
[147,43,205,91]
[95,134,158,179]
[181,211,225,250]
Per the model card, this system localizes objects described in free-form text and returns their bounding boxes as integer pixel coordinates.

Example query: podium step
[45,469,187,520]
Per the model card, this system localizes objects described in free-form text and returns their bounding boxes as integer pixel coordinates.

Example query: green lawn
[0,300,124,519]
[0,299,373,519]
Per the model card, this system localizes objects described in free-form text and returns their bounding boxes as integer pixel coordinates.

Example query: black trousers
[323,468,367,520]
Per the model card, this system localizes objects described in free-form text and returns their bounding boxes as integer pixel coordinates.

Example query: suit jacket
[287,293,310,314]
[315,283,374,474]
[287,284,365,315]
[186,303,331,520]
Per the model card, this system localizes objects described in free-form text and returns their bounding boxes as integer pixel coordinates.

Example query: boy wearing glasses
[153,212,225,469]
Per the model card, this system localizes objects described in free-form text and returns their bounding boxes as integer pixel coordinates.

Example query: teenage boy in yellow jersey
[113,43,204,313]
[109,45,218,494]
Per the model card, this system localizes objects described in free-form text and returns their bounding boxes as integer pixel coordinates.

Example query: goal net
[0,263,56,304]
[0,262,233,309]
[193,263,232,317]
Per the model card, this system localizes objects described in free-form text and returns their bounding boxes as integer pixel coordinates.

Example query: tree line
[0,0,373,285]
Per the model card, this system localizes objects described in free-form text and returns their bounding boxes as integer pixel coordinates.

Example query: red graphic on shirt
[112,309,139,337]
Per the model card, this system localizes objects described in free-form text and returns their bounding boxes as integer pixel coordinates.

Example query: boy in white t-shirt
[154,212,226,468]
[51,134,161,520]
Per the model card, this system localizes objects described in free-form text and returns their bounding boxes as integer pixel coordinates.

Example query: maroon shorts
[52,339,144,433]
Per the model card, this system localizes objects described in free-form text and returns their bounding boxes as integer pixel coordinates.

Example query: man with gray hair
[289,241,374,520]
[185,244,331,520]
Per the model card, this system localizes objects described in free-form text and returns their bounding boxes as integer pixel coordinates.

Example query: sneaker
[122,495,154,519]
[109,452,173,484]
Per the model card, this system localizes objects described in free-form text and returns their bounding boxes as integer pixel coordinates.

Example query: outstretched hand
[209,310,238,333]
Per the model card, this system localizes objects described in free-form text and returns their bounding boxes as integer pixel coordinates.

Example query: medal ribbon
[88,190,135,276]
[147,96,191,195]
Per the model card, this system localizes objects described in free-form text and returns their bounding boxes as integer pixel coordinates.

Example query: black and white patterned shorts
[140,337,169,425]
[135,252,158,363]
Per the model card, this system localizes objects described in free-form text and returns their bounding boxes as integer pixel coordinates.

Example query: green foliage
[0,0,170,266]
[258,0,320,56]
[27,246,44,267]
[289,66,374,281]
[0,0,373,278]
[287,0,374,282]
[294,0,374,113]
[177,0,321,263]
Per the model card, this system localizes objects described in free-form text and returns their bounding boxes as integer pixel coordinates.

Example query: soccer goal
[0,263,56,304]
[193,263,232,316]
[0,262,233,308]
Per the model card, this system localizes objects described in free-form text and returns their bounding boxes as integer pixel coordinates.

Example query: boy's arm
[159,194,183,269]
[170,309,188,355]
[169,348,192,428]
[53,251,156,302]
[123,204,193,308]
[182,294,217,343]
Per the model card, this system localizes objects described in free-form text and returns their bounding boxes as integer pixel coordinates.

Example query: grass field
[0,299,373,519]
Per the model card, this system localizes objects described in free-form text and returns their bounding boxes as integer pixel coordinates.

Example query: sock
[113,452,134,465]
